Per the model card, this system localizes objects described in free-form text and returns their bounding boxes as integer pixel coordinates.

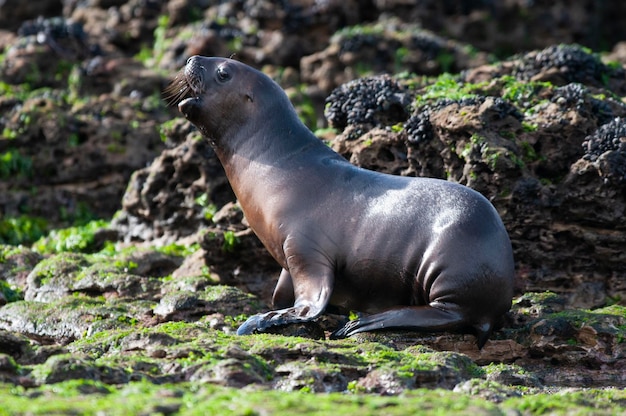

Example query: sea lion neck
[212,111,328,169]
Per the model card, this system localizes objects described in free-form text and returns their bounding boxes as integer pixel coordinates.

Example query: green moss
[51,60,73,84]
[521,121,538,132]
[153,242,200,257]
[220,230,239,252]
[158,118,180,142]
[394,46,409,71]
[0,244,36,266]
[0,149,33,179]
[153,15,170,65]
[0,279,22,302]
[313,127,338,138]
[0,295,145,341]
[134,46,153,65]
[195,193,218,221]
[436,50,456,73]
[499,75,552,108]
[402,346,482,378]
[507,152,526,169]
[482,363,528,378]
[414,73,483,107]
[499,130,515,140]
[227,37,243,53]
[0,215,48,246]
[33,219,110,254]
[593,304,626,319]
[503,388,626,415]
[334,23,385,39]
[0,380,506,415]
[513,291,563,307]
[527,305,626,346]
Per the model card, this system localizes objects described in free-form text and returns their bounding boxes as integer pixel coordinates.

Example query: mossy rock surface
[1,2,626,414]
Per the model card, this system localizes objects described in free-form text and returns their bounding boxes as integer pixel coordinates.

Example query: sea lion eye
[216,66,231,82]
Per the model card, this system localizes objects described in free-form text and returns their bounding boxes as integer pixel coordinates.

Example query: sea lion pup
[165,56,515,348]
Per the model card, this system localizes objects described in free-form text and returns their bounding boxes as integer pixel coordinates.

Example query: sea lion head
[164,56,289,142]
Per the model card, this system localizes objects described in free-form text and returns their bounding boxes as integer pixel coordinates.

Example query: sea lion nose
[183,57,206,96]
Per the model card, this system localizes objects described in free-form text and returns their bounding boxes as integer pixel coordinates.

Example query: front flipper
[331,305,468,340]
[237,233,335,336]
[237,300,326,335]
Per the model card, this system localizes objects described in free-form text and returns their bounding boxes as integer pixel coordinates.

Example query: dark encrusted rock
[324,74,412,133]
[265,321,326,340]
[406,95,523,145]
[404,112,434,145]
[551,83,619,126]
[576,117,626,185]
[2,17,100,87]
[512,44,624,87]
[301,18,490,93]
[0,353,19,379]
[582,117,626,163]
[114,134,234,243]
[355,347,479,393]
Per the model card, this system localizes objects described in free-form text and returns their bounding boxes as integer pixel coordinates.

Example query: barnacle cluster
[582,117,626,161]
[404,112,433,144]
[18,16,87,41]
[324,75,412,130]
[512,44,623,85]
[582,117,626,184]
[551,83,617,125]
[14,16,97,58]
[409,32,446,61]
[339,31,391,54]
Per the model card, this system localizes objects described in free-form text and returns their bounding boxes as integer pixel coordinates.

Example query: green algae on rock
[154,285,264,321]
[1,2,626,414]
[1,379,624,416]
[0,296,153,343]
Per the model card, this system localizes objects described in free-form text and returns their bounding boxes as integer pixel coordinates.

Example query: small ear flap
[246,92,254,103]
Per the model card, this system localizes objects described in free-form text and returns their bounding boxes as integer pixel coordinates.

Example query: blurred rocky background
[0,1,625,411]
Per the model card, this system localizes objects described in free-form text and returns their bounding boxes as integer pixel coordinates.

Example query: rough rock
[0,296,152,343]
[1,1,626,412]
[23,251,175,302]
[302,18,491,93]
[114,132,234,243]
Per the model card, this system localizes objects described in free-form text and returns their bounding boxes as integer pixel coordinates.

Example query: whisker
[162,71,192,107]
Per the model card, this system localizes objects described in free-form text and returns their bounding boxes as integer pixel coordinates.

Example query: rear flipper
[330,305,494,349]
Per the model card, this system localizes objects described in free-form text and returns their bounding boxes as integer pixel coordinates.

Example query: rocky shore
[1,1,625,414]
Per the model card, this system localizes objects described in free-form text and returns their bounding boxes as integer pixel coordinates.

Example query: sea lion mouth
[163,58,207,108]
[177,96,202,120]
